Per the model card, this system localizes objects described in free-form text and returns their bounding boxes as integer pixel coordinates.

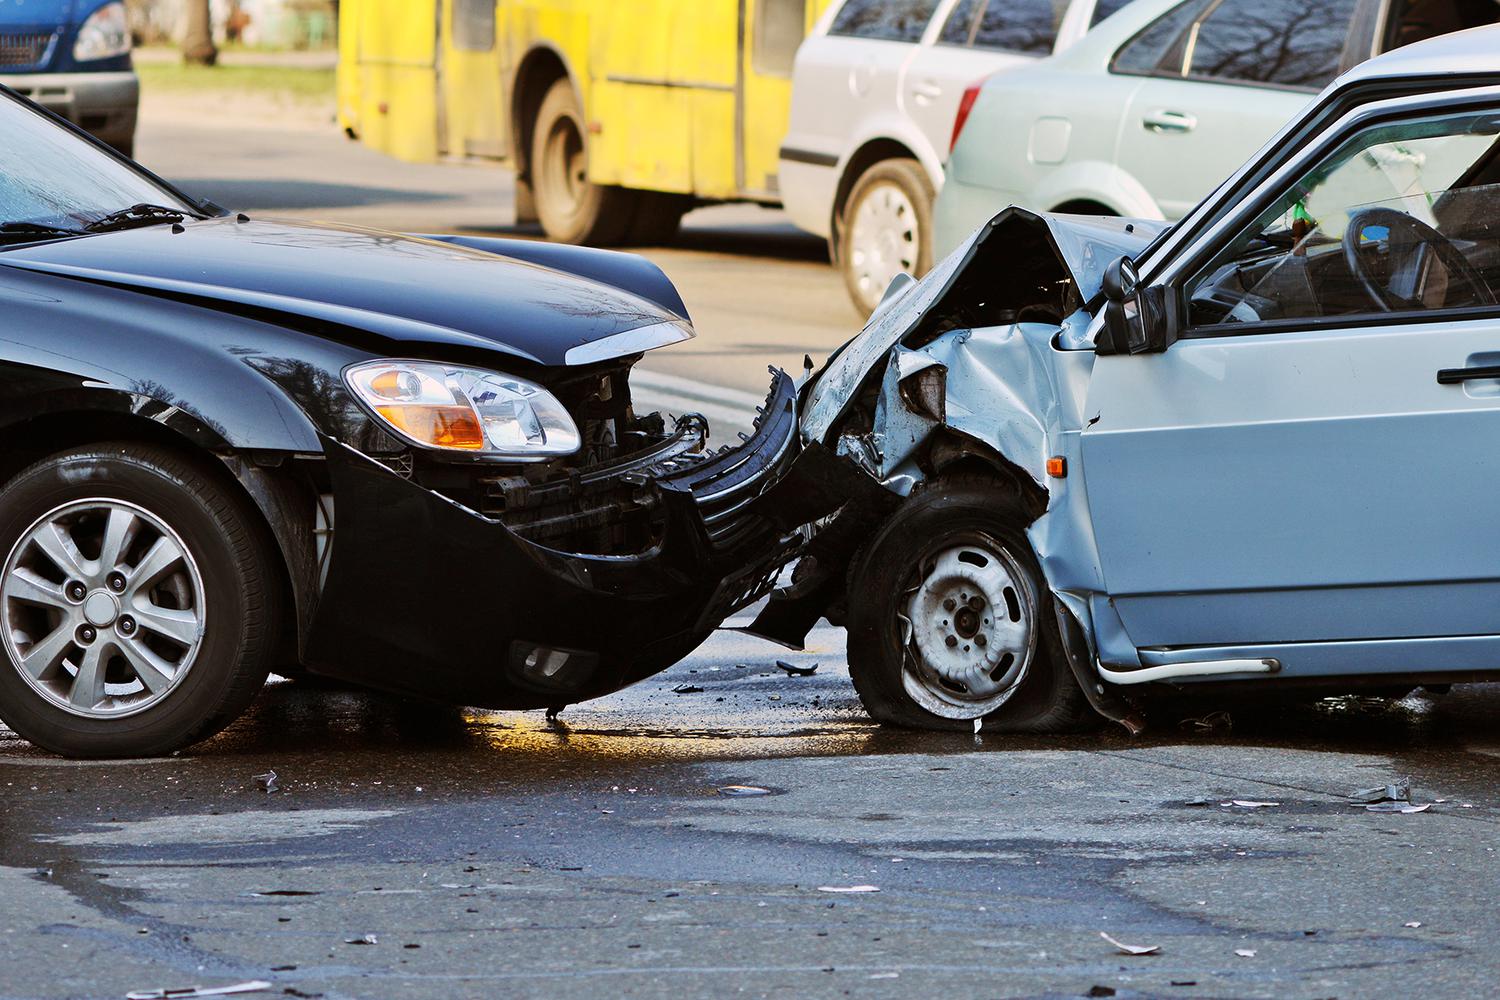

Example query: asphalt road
[3,109,1500,1000]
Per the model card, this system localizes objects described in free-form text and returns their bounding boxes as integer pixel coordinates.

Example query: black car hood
[0,218,692,367]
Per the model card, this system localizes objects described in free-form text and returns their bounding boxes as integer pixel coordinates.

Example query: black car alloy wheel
[0,443,280,757]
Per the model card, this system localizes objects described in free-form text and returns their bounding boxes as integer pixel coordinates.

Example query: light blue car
[751,25,1500,733]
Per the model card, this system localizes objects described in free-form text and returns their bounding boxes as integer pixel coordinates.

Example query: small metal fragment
[1100,931,1160,956]
[716,785,772,797]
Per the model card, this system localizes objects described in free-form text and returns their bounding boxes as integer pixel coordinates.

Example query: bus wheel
[532,79,633,245]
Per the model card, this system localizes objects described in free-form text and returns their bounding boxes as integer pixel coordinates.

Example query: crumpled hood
[802,207,1165,443]
[0,217,692,367]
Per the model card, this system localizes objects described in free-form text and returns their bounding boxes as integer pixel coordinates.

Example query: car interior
[1186,109,1500,327]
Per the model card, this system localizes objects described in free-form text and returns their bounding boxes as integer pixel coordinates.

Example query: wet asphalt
[3,108,1500,1000]
[4,620,1500,999]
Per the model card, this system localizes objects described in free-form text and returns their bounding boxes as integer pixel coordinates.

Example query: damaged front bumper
[302,370,809,707]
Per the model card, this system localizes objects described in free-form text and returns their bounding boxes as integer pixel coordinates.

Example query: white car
[778,0,1133,314]
[934,0,1500,258]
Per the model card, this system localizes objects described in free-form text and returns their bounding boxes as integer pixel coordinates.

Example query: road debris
[1367,802,1432,813]
[716,785,772,797]
[1235,949,1257,958]
[1099,931,1160,956]
[126,983,272,1000]
[344,934,378,945]
[775,660,818,677]
[818,885,879,893]
[251,771,280,794]
[1087,987,1116,998]
[1405,921,1423,928]
[671,683,704,694]
[1350,783,1410,804]
[1179,710,1233,733]
[1227,800,1279,808]
[246,890,318,897]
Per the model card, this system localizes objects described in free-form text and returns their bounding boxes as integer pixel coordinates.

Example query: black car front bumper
[302,370,806,707]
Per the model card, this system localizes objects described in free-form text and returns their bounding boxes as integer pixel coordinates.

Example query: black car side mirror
[1097,255,1174,355]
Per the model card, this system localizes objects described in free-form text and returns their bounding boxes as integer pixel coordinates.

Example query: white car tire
[839,158,935,317]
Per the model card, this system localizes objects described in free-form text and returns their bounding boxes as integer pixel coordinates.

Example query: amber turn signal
[1046,456,1067,478]
[375,403,486,450]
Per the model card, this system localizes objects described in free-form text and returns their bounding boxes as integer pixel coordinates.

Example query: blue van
[0,0,136,155]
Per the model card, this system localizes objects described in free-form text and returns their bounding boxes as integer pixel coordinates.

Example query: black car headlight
[345,360,581,460]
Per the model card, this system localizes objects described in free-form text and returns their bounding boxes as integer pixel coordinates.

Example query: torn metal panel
[801,207,1161,446]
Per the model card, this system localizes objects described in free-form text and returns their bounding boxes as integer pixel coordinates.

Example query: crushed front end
[303,364,813,708]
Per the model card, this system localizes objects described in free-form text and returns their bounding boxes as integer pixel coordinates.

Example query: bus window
[453,0,496,51]
[755,0,808,76]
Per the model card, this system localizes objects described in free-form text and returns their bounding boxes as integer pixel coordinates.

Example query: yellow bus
[337,0,830,244]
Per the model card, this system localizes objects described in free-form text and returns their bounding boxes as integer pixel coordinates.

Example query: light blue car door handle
[1142,109,1198,133]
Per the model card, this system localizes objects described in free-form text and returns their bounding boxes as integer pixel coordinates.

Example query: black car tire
[839,157,935,318]
[532,79,634,245]
[0,443,279,758]
[846,477,1092,733]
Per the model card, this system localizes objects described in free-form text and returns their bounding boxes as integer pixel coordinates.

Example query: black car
[0,88,803,758]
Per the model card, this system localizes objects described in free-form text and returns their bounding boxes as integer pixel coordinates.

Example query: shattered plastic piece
[1099,931,1160,956]
[775,660,818,677]
[818,885,880,893]
[1235,949,1257,958]
[252,771,280,794]
[126,983,272,1000]
[1405,921,1423,928]
[716,785,772,797]
[1366,802,1431,813]
[344,934,378,945]
[973,718,982,735]
[671,683,704,694]
[1229,800,1279,808]
[1179,710,1233,733]
[1349,783,1410,804]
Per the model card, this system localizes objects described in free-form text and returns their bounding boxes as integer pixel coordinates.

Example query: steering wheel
[1342,207,1495,312]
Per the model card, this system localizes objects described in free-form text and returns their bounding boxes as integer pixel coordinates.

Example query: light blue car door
[1080,98,1500,669]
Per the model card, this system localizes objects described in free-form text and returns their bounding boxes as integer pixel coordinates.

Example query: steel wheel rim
[541,115,587,217]
[897,534,1036,719]
[2,498,207,719]
[848,180,920,308]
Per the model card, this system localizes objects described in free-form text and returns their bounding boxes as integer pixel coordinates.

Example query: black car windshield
[0,94,195,239]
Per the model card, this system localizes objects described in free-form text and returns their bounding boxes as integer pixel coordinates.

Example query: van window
[452,0,495,52]
[829,0,940,42]
[940,0,1068,54]
[754,0,807,75]
[1110,0,1210,75]
[1187,0,1359,90]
